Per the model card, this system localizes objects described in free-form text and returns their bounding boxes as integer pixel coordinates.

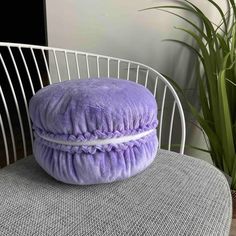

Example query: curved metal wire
[0,42,186,167]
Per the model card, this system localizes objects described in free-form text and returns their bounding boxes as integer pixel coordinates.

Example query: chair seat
[0,149,232,236]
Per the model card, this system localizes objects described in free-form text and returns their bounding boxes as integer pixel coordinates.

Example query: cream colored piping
[37,129,155,146]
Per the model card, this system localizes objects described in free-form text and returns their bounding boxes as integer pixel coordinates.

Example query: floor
[231,195,236,235]
[230,220,236,235]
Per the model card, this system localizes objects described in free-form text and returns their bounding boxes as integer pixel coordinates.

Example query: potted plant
[143,0,236,212]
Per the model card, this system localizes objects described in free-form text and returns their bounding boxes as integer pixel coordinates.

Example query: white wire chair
[0,42,186,168]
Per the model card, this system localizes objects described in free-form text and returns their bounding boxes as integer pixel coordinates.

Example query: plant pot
[222,172,235,218]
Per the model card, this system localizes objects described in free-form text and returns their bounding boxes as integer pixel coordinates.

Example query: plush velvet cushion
[29,78,158,185]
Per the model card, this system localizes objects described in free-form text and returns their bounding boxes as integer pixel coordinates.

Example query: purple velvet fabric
[29,78,158,185]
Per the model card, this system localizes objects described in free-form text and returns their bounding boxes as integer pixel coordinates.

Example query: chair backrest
[0,42,186,168]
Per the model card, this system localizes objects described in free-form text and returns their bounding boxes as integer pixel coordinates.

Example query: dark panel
[0,1,48,167]
[0,0,47,45]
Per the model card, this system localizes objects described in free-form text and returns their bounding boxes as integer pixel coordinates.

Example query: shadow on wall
[162,37,211,161]
[156,37,195,153]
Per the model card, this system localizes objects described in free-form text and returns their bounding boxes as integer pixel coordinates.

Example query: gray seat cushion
[0,149,232,236]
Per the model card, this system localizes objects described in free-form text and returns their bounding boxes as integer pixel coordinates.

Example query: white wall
[46,0,224,162]
[46,0,201,74]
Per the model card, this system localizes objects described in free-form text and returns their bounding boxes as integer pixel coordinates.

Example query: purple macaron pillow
[29,78,158,185]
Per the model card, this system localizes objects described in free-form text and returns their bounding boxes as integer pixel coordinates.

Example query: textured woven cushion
[29,78,158,185]
[0,150,232,236]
